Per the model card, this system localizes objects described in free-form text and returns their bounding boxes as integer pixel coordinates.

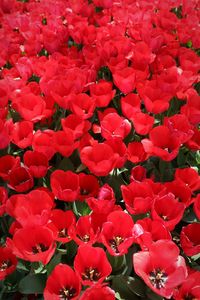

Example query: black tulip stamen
[32,243,48,254]
[58,228,69,238]
[0,260,11,271]
[149,268,168,289]
[59,287,76,300]
[109,236,124,253]
[82,267,100,281]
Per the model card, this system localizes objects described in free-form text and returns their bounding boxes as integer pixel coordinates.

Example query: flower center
[184,294,197,300]
[59,287,76,300]
[149,268,168,289]
[0,260,11,271]
[80,188,89,195]
[32,243,48,254]
[109,236,124,253]
[82,267,100,281]
[172,234,181,247]
[79,234,90,242]
[58,228,69,238]
[161,215,168,221]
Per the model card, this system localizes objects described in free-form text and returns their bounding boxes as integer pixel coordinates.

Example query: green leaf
[112,276,140,300]
[107,253,126,274]
[122,245,138,276]
[177,148,188,167]
[115,292,123,300]
[196,151,200,165]
[146,287,164,300]
[183,208,198,223]
[95,6,103,13]
[31,262,46,274]
[3,270,25,293]
[76,163,87,173]
[186,151,198,167]
[126,276,146,297]
[18,274,47,294]
[158,159,174,182]
[191,253,200,261]
[97,66,112,81]
[131,213,148,223]
[73,201,91,216]
[58,157,74,171]
[38,48,49,57]
[28,74,40,83]
[46,252,62,275]
[194,266,200,273]
[105,173,125,201]
[17,260,31,272]
[116,168,128,175]
[194,81,200,93]
[0,284,6,299]
[3,61,12,69]
[186,40,192,48]
[64,241,78,263]
[170,6,183,19]
[167,98,186,117]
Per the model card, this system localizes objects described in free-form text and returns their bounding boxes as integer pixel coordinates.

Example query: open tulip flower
[0,0,200,299]
[133,240,188,298]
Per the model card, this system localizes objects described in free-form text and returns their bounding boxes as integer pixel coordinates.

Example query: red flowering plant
[0,0,200,299]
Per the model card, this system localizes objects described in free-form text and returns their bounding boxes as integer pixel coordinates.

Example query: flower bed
[0,0,200,299]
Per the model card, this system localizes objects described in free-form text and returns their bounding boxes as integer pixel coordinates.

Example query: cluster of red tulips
[0,0,200,299]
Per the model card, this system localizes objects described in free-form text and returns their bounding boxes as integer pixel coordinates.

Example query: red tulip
[48,209,76,243]
[90,79,116,107]
[70,215,100,246]
[133,240,187,298]
[51,170,79,202]
[8,166,34,193]
[44,264,81,300]
[127,141,148,163]
[121,181,154,215]
[142,125,181,161]
[11,121,34,149]
[0,187,7,216]
[23,150,49,178]
[180,223,200,257]
[193,194,200,220]
[61,114,91,140]
[0,247,17,281]
[173,271,200,300]
[32,130,56,160]
[80,142,119,177]
[77,173,99,201]
[12,93,47,122]
[175,167,200,192]
[101,211,134,256]
[100,112,131,140]
[6,189,54,227]
[0,155,20,181]
[121,93,141,120]
[80,284,115,300]
[113,67,136,94]
[7,225,56,265]
[87,184,116,215]
[52,130,77,157]
[134,218,171,250]
[151,193,185,231]
[69,93,95,119]
[74,245,112,286]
